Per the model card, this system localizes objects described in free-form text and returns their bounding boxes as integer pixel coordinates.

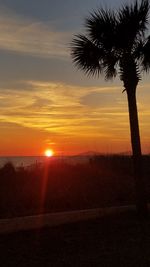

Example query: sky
[0,0,150,156]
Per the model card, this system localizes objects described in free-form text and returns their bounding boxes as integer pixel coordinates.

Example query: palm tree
[71,0,150,218]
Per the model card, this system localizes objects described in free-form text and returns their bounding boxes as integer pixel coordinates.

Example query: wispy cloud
[0,10,71,58]
[0,80,150,153]
[0,81,131,137]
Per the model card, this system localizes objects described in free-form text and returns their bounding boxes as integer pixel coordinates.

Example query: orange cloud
[0,81,150,155]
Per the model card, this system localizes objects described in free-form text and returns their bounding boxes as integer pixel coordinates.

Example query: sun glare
[45,149,54,157]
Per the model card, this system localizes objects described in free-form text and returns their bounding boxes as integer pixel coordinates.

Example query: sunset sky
[0,0,150,156]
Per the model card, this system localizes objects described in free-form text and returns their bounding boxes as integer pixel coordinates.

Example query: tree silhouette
[71,0,150,218]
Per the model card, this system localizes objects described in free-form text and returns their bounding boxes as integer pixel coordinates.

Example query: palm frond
[141,35,150,71]
[85,8,117,49]
[117,0,149,50]
[103,55,118,80]
[132,37,145,59]
[137,0,149,33]
[70,34,104,76]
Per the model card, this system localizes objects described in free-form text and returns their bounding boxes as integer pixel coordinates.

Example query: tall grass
[0,155,150,218]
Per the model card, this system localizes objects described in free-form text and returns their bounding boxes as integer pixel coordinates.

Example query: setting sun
[44,149,54,157]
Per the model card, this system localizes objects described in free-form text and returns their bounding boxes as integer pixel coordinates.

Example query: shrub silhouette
[0,156,149,218]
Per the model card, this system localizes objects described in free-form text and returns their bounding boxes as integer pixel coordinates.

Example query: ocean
[0,156,47,167]
[0,156,90,168]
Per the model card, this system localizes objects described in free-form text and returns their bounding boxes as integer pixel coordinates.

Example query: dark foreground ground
[1,211,150,267]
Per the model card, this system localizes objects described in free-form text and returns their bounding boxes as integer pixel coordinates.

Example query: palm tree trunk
[127,89,148,218]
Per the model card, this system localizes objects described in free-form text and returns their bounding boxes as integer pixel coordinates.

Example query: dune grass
[0,155,150,218]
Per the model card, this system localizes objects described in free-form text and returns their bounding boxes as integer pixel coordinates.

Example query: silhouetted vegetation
[0,155,150,218]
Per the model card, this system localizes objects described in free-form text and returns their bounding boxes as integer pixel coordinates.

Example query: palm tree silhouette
[71,0,150,218]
